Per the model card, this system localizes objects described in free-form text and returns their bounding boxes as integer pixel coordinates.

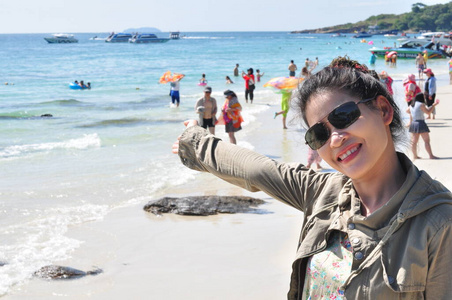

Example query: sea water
[0,31,450,295]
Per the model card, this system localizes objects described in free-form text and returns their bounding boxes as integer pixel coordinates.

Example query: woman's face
[305,91,393,181]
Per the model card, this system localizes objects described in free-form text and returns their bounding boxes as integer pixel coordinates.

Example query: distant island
[291,2,451,34]
[123,27,161,33]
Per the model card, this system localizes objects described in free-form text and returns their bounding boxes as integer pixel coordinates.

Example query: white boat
[44,33,78,44]
[384,34,398,39]
[105,33,133,43]
[129,33,170,43]
[416,32,452,46]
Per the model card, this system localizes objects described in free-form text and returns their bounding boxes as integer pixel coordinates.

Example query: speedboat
[44,34,78,43]
[331,33,346,38]
[416,32,452,46]
[105,33,133,43]
[129,33,170,43]
[369,41,449,59]
[384,34,398,39]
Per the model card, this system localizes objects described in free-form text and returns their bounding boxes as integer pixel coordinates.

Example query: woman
[403,74,421,106]
[242,68,255,104]
[216,90,243,144]
[379,71,393,95]
[423,68,437,119]
[225,76,234,84]
[195,86,217,134]
[173,57,452,299]
[406,93,439,160]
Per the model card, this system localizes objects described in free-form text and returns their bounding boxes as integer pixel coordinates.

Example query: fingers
[172,140,180,154]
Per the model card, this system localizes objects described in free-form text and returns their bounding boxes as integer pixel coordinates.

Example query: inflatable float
[198,82,207,86]
[69,83,90,90]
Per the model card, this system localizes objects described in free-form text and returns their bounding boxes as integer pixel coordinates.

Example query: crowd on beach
[172,56,452,299]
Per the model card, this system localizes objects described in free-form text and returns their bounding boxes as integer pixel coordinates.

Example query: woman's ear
[376,95,394,125]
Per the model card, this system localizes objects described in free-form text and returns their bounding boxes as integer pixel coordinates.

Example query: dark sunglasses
[305,97,375,150]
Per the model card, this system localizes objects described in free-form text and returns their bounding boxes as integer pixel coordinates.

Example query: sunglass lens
[305,123,330,150]
[328,102,361,129]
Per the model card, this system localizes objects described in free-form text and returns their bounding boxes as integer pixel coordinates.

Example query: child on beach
[173,56,452,298]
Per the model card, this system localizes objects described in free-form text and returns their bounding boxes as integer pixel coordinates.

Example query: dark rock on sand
[33,265,102,279]
[143,195,266,216]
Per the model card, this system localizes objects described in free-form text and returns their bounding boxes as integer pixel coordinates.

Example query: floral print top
[302,231,353,300]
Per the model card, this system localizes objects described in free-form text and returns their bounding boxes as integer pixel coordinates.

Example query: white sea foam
[0,204,109,296]
[0,134,101,159]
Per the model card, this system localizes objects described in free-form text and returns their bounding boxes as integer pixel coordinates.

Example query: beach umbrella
[159,71,184,84]
[263,77,304,94]
[387,51,397,57]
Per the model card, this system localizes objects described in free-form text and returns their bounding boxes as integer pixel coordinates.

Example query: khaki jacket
[178,126,452,299]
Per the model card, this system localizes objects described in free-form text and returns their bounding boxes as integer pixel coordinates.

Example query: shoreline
[4,82,452,299]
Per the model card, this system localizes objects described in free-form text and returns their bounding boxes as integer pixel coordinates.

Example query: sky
[0,0,450,34]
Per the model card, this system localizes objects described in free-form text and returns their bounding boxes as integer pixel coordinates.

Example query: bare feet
[283,127,288,129]
[413,156,421,160]
[430,155,439,159]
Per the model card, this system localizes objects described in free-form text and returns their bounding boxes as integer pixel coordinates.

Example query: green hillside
[292,2,452,34]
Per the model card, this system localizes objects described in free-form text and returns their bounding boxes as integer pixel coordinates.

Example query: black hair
[411,93,425,106]
[293,56,406,145]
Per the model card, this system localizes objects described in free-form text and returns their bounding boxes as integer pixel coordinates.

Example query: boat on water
[170,32,181,39]
[330,33,346,38]
[369,41,449,59]
[129,33,170,43]
[44,34,78,44]
[89,36,107,41]
[416,32,452,46]
[352,31,373,38]
[384,34,398,39]
[105,33,133,43]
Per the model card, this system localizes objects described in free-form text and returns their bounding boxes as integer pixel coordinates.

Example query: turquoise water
[0,31,450,295]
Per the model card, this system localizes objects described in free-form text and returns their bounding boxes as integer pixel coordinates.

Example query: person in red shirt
[242,68,256,104]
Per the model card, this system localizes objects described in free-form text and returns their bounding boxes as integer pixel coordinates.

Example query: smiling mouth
[338,145,361,162]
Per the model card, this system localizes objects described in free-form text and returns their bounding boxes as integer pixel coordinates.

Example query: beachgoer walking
[449,57,452,84]
[233,64,239,77]
[256,69,264,82]
[288,60,297,77]
[415,53,426,80]
[225,76,234,84]
[306,148,322,170]
[216,90,243,144]
[423,68,437,119]
[423,51,429,68]
[242,68,255,104]
[379,71,393,95]
[406,93,440,159]
[403,74,421,106]
[173,56,452,299]
[274,91,291,129]
[195,86,217,135]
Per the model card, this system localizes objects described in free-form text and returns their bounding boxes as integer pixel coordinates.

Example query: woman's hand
[434,99,440,105]
[172,120,198,154]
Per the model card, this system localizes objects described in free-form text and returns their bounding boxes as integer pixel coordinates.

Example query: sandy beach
[4,84,452,300]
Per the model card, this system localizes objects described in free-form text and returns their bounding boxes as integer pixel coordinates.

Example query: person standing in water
[170,74,185,107]
[274,91,291,129]
[233,64,239,77]
[242,68,255,104]
[288,60,297,77]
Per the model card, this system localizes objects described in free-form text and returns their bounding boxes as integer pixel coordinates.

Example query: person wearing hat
[195,86,217,134]
[241,68,256,104]
[403,74,421,106]
[216,90,243,144]
[379,71,393,95]
[423,68,437,119]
